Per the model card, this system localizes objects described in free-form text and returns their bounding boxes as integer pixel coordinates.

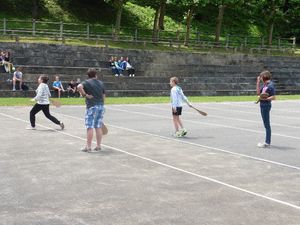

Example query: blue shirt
[53,81,62,88]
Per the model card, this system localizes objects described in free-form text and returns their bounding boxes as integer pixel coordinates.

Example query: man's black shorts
[172,107,182,115]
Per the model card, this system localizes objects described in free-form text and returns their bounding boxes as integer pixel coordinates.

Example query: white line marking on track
[106,106,300,140]
[54,112,300,171]
[139,105,300,129]
[1,111,299,210]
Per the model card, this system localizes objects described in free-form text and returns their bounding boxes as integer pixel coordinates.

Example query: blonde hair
[170,77,179,84]
[260,70,271,82]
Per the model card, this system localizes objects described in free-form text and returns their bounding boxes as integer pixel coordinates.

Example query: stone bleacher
[1,42,300,97]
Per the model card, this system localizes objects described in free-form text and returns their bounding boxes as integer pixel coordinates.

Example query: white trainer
[26,126,36,130]
[257,143,270,148]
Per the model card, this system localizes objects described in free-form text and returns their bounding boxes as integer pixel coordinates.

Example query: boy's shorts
[85,105,104,129]
[172,107,182,116]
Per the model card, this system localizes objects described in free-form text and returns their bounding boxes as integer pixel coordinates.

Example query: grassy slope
[0,95,299,106]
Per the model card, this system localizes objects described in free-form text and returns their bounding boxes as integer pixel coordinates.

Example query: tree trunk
[115,0,124,40]
[158,0,166,30]
[152,6,160,42]
[32,0,38,19]
[215,4,226,44]
[268,22,274,46]
[184,6,195,46]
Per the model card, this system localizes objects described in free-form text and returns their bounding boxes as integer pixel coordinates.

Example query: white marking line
[0,112,299,211]
[106,106,300,141]
[139,104,300,130]
[221,102,300,114]
[55,112,300,171]
[202,104,300,121]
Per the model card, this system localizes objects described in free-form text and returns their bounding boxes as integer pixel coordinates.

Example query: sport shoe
[60,122,64,130]
[180,128,187,136]
[26,126,36,130]
[174,131,183,138]
[257,143,270,148]
[81,147,91,153]
[93,146,101,151]
[12,88,16,91]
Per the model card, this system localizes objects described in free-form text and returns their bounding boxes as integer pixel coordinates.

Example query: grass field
[0,95,299,106]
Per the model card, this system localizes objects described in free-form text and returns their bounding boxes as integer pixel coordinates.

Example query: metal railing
[1,18,296,52]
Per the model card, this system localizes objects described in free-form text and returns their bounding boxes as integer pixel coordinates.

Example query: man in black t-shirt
[77,68,106,152]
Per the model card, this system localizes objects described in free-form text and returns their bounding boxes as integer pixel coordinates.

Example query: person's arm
[32,84,42,101]
[179,88,192,107]
[77,83,93,99]
[60,82,65,91]
[256,75,261,95]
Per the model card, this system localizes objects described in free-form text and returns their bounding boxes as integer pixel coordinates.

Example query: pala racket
[255,93,269,104]
[50,99,62,108]
[102,123,108,135]
[190,105,207,116]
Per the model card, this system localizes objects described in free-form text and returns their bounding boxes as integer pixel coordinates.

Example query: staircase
[1,42,300,97]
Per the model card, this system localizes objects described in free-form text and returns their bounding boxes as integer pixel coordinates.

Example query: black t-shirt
[68,83,76,89]
[82,79,105,108]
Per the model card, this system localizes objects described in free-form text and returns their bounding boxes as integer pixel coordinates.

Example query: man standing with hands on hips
[77,68,106,153]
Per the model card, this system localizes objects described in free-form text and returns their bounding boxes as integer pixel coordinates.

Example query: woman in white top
[27,75,64,130]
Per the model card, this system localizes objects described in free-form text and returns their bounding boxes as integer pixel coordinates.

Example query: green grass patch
[0,95,299,106]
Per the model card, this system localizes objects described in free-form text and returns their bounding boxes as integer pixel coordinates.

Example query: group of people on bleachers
[0,51,14,73]
[109,56,135,77]
[52,76,82,98]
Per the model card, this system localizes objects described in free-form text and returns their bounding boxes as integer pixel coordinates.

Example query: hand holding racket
[255,93,269,104]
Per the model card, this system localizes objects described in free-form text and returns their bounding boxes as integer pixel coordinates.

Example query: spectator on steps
[114,56,123,77]
[125,57,135,77]
[109,56,119,77]
[52,75,65,98]
[12,67,23,91]
[0,51,14,73]
[67,79,77,97]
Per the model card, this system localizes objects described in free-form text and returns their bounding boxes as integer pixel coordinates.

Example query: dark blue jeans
[260,103,272,144]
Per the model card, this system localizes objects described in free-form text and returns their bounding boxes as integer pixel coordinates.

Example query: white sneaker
[257,142,270,148]
[115,74,119,77]
[26,126,36,130]
[180,128,187,136]
[132,74,135,77]
[12,88,16,91]
[174,131,183,138]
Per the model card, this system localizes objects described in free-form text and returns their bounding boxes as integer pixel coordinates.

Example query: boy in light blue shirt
[170,76,192,137]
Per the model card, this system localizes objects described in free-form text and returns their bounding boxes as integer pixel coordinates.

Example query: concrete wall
[1,42,300,97]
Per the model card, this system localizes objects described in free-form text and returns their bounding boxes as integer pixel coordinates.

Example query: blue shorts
[85,105,104,129]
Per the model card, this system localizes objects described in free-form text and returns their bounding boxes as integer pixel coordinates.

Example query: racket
[255,93,269,104]
[102,123,108,135]
[190,105,208,116]
[50,99,62,108]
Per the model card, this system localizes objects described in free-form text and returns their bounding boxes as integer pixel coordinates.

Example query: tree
[105,0,127,39]
[210,0,243,44]
[172,0,208,46]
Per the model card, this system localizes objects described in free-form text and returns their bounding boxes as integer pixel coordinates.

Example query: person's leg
[12,78,16,90]
[29,104,43,127]
[93,105,104,150]
[173,115,179,132]
[86,128,93,149]
[95,128,103,149]
[260,104,272,144]
[41,104,61,125]
[19,79,22,90]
